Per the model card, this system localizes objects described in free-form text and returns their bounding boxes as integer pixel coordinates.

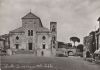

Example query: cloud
[0,0,100,43]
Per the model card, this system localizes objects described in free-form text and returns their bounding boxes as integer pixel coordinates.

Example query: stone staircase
[14,49,35,54]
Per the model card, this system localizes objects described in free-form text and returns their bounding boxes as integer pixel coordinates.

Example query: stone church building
[9,12,57,57]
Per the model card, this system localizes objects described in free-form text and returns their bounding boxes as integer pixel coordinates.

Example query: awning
[94,48,100,54]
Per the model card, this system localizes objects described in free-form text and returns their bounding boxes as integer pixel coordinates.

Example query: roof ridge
[10,27,24,33]
[22,12,39,19]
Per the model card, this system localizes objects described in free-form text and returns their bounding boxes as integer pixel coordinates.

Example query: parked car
[56,48,68,57]
[0,49,7,56]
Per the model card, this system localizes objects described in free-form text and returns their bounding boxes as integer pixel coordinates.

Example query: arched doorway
[68,51,73,56]
[86,51,90,58]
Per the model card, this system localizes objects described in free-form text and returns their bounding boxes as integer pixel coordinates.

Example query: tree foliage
[67,43,72,48]
[77,44,84,52]
[70,37,80,47]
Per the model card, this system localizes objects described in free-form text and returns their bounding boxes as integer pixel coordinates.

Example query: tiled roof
[10,27,24,33]
[10,27,50,33]
[1,34,9,37]
[37,27,50,32]
[22,12,39,19]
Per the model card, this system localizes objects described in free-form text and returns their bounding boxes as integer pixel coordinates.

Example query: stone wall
[10,32,26,50]
[36,32,52,56]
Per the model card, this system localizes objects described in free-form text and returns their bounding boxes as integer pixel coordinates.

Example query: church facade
[9,12,57,57]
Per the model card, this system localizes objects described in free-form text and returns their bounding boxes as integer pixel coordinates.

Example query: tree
[70,37,80,47]
[77,44,84,52]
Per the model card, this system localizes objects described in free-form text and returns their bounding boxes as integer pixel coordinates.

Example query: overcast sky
[0,0,100,44]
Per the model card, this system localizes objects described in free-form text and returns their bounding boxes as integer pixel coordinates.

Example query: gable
[22,12,43,27]
[22,12,39,19]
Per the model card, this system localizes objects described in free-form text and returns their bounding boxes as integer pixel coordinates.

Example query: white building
[96,17,100,50]
[95,17,100,55]
[9,12,57,57]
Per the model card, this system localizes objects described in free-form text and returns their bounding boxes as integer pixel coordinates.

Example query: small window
[41,51,44,56]
[31,30,33,36]
[53,36,56,40]
[28,30,30,36]
[53,41,55,44]
[16,36,19,40]
[42,36,46,40]
[53,46,55,48]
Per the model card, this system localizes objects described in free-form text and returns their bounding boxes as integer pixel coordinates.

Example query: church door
[28,43,32,50]
[15,44,19,49]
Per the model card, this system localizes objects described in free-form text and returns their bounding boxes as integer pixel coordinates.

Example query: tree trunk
[73,42,75,48]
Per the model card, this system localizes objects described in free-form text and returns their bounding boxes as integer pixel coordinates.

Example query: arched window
[28,30,33,36]
[42,36,46,40]
[52,25,56,32]
[28,30,30,36]
[31,30,33,36]
[16,36,19,40]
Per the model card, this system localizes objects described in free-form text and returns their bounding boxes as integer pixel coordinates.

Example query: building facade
[57,42,76,56]
[83,31,96,58]
[95,17,100,50]
[9,12,57,57]
[83,35,93,53]
[0,34,10,50]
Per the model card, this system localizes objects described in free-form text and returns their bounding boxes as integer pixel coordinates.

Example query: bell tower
[50,22,57,50]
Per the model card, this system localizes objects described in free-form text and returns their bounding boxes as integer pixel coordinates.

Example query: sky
[0,0,100,44]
